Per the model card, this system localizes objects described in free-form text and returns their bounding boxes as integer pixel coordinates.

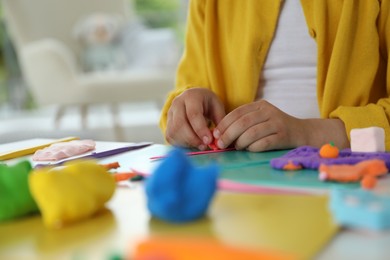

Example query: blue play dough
[145,147,220,223]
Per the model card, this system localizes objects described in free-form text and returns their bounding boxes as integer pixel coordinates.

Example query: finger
[214,101,266,139]
[208,96,226,125]
[166,107,203,149]
[166,120,204,149]
[246,133,292,152]
[214,105,249,137]
[216,108,268,149]
[234,121,276,150]
[185,102,213,146]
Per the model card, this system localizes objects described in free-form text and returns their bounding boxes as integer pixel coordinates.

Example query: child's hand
[213,100,349,152]
[165,88,226,150]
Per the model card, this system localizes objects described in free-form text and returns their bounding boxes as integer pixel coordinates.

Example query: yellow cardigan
[160,0,390,149]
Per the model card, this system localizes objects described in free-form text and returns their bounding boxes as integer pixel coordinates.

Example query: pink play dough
[32,140,96,161]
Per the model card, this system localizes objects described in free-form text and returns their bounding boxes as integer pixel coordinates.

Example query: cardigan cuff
[330,104,390,150]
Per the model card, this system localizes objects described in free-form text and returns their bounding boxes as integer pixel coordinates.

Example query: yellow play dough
[29,160,115,229]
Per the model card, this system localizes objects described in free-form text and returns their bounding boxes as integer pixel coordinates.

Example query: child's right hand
[165,88,226,150]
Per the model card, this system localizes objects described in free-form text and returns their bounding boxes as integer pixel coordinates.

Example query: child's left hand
[213,100,349,152]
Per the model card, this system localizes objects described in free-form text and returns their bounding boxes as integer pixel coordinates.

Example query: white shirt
[256,0,319,118]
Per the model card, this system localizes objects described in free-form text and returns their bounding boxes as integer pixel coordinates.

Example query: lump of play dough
[319,143,339,158]
[145,148,219,223]
[0,161,39,221]
[350,127,385,152]
[270,146,390,170]
[32,139,96,161]
[330,189,390,230]
[318,159,388,182]
[29,160,115,228]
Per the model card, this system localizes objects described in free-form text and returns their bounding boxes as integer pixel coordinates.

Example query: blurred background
[0,0,188,144]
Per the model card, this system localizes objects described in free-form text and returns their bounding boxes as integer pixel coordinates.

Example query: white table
[1,139,390,259]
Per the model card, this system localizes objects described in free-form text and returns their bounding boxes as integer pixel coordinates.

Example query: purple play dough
[270,146,390,170]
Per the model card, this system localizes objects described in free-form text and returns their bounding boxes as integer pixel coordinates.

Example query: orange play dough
[319,143,339,158]
[361,175,378,190]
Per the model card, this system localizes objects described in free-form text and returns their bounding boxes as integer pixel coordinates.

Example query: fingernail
[198,144,207,151]
[217,139,224,149]
[213,129,220,139]
[203,136,210,145]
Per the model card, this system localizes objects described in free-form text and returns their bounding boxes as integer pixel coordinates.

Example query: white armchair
[2,0,178,139]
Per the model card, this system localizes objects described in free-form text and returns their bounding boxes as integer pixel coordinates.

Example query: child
[160,0,390,152]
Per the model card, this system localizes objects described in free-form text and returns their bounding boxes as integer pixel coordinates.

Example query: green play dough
[0,160,39,221]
